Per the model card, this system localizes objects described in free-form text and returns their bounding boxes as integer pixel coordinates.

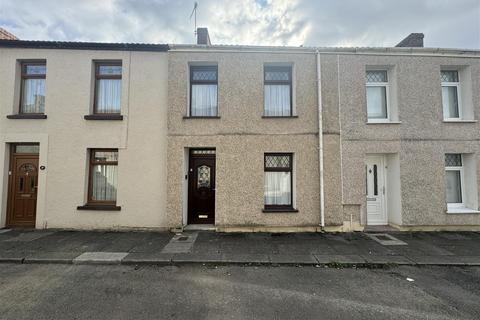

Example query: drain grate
[366,233,407,246]
[177,236,189,241]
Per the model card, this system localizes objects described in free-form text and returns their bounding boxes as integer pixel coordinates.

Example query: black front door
[188,150,216,224]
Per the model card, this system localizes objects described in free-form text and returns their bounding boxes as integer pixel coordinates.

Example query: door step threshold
[184,224,216,231]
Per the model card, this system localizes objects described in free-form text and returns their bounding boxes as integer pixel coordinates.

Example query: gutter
[316,50,325,228]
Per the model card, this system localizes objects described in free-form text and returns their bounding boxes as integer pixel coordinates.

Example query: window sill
[183,116,221,119]
[446,207,480,214]
[7,114,47,119]
[263,207,298,213]
[84,114,123,120]
[367,120,401,124]
[262,115,298,118]
[443,120,478,123]
[77,205,121,211]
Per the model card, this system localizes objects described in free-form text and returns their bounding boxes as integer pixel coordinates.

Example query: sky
[0,0,479,48]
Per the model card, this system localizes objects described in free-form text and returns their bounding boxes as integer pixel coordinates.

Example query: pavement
[1,263,480,319]
[1,229,480,266]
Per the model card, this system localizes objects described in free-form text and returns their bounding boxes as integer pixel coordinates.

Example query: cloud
[0,0,478,48]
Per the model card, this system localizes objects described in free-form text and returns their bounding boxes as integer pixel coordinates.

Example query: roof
[169,44,480,57]
[0,28,18,40]
[0,38,478,57]
[0,39,169,52]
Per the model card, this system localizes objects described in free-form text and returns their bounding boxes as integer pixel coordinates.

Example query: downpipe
[316,50,325,230]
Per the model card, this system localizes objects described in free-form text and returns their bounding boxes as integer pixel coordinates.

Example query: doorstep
[183,224,216,231]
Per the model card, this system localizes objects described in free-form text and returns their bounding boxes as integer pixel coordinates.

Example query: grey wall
[325,52,480,227]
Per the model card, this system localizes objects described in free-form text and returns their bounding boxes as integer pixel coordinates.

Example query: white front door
[366,155,387,225]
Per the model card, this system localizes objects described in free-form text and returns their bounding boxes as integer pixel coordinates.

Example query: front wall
[167,51,320,228]
[0,48,168,229]
[334,53,480,227]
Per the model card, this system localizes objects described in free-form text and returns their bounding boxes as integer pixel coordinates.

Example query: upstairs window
[441,70,460,120]
[264,153,293,209]
[88,149,118,205]
[264,65,292,116]
[94,62,122,114]
[190,65,218,117]
[366,70,389,122]
[20,62,46,114]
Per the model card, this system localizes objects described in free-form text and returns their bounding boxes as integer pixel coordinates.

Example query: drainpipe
[316,50,325,228]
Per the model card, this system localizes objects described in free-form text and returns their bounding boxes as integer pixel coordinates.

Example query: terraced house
[1,28,479,232]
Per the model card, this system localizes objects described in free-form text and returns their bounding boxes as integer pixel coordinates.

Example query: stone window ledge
[84,114,123,120]
[77,205,121,211]
[7,114,47,119]
[446,207,480,214]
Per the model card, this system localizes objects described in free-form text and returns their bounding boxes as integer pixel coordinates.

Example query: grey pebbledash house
[1,27,479,232]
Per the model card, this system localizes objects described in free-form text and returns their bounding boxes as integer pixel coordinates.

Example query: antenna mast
[190,2,198,38]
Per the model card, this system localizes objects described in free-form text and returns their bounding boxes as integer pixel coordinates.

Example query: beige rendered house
[1,29,480,231]
[0,39,169,230]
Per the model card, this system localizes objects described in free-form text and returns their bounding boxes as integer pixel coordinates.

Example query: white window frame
[366,70,390,123]
[441,70,462,121]
[445,154,466,209]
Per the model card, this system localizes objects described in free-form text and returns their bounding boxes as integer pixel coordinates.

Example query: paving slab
[4,232,54,242]
[122,252,173,265]
[172,252,225,264]
[24,251,81,264]
[129,233,173,253]
[161,233,198,253]
[73,252,129,265]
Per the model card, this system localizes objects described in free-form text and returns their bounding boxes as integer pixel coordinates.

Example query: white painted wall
[0,48,169,230]
[386,153,402,225]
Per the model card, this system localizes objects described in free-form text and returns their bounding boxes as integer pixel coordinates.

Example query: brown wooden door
[7,153,39,227]
[188,151,215,224]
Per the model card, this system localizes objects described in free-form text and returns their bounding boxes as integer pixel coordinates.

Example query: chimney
[395,33,424,47]
[197,27,211,45]
[0,27,19,40]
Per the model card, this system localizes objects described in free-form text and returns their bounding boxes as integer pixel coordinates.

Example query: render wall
[167,51,321,229]
[0,48,169,229]
[327,53,480,228]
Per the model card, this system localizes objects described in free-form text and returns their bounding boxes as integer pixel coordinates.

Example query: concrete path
[1,229,480,266]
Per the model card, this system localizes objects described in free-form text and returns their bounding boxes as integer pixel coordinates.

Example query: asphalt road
[0,263,479,320]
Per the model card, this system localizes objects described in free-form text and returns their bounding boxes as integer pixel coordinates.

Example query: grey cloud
[0,0,478,48]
